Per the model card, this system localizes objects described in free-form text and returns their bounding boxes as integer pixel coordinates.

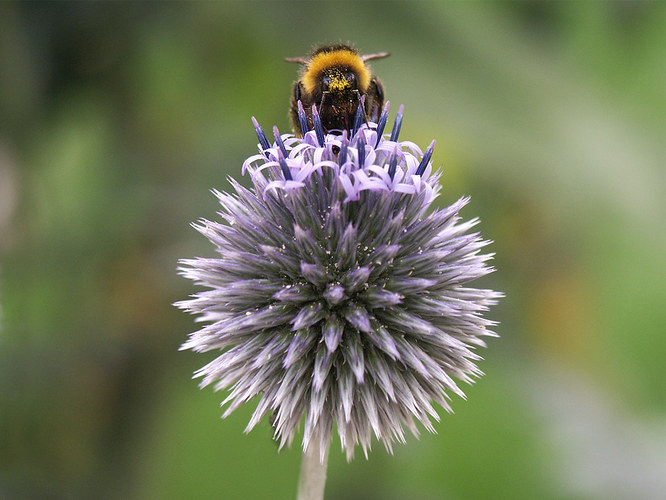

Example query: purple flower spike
[352,96,365,138]
[177,105,501,462]
[375,101,390,147]
[297,100,309,135]
[387,144,399,180]
[311,105,325,147]
[416,140,436,176]
[357,132,366,170]
[338,135,349,166]
[273,126,288,158]
[252,116,271,151]
[278,151,292,181]
[389,104,404,142]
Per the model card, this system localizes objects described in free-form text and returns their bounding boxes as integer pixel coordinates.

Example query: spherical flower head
[177,102,501,461]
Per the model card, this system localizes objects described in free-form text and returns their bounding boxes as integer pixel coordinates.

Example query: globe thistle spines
[177,104,501,461]
[246,101,440,205]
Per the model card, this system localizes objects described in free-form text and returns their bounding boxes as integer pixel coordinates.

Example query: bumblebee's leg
[319,91,333,110]
[352,89,369,127]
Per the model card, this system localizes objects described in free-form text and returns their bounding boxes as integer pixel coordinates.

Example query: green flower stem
[297,441,329,500]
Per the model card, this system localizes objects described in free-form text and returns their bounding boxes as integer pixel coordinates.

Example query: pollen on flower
[177,102,501,461]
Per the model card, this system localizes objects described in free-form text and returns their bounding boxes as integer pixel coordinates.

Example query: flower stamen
[252,116,271,151]
[389,104,404,142]
[375,101,390,147]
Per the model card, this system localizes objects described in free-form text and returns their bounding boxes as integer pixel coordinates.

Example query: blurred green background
[1,2,664,499]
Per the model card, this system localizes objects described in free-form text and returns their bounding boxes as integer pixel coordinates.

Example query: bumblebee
[286,43,390,136]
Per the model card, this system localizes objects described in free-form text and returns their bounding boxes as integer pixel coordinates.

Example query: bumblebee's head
[321,67,358,94]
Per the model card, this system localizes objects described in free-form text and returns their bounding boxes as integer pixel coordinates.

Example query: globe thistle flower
[177,102,501,464]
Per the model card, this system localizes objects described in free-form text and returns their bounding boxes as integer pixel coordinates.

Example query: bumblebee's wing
[287,52,389,63]
[362,52,390,62]
[285,56,309,64]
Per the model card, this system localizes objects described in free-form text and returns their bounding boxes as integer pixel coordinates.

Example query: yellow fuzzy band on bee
[302,49,371,95]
